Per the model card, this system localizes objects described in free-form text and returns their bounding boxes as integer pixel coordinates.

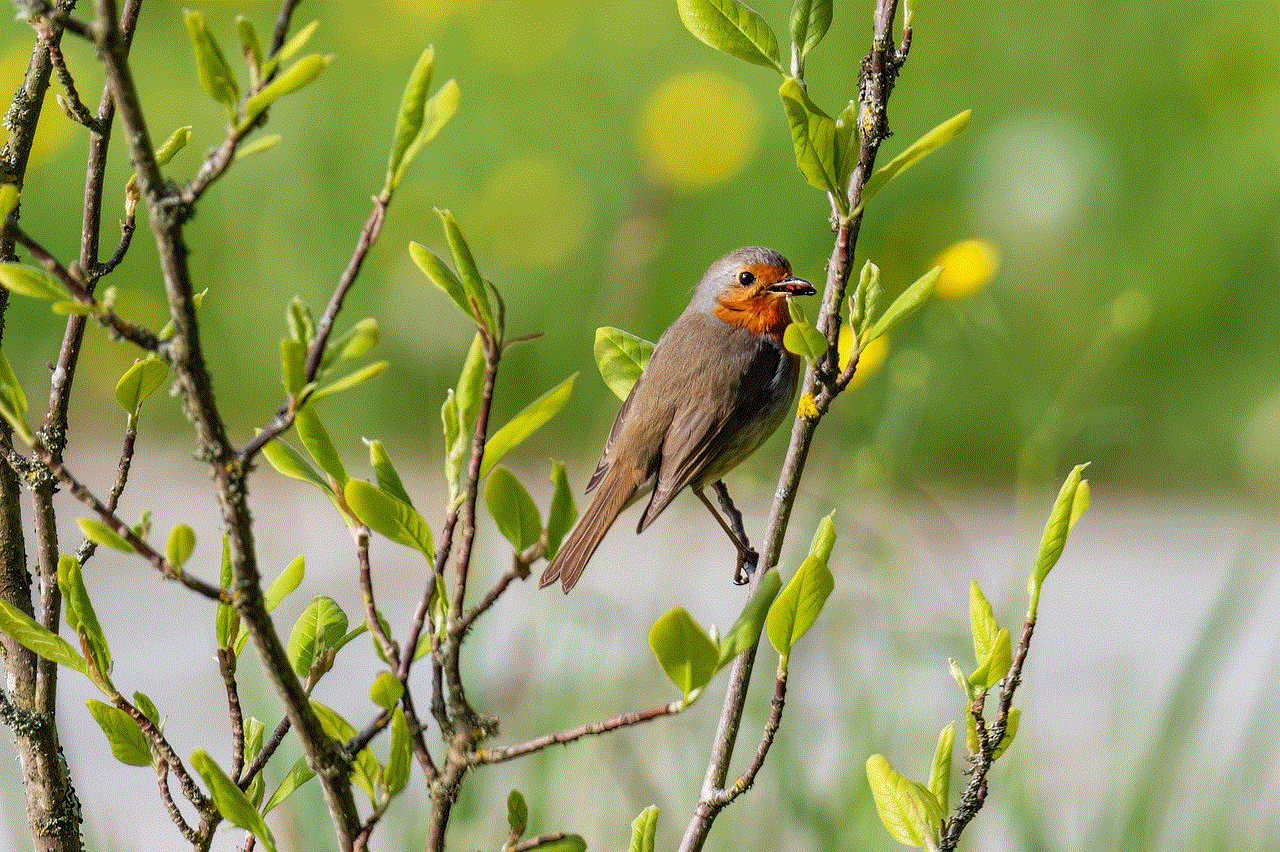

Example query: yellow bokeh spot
[639,71,760,191]
[931,238,1000,300]
[470,155,593,270]
[846,332,888,388]
[0,43,78,172]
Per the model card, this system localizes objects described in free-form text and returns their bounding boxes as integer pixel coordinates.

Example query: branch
[471,700,683,766]
[458,548,534,637]
[38,20,101,132]
[73,419,136,566]
[709,670,787,807]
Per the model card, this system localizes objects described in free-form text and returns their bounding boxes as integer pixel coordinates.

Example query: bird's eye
[737,270,756,286]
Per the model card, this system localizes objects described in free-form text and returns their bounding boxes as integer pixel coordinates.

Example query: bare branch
[472,700,683,766]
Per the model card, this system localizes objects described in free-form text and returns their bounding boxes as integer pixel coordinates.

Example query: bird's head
[693,246,815,338]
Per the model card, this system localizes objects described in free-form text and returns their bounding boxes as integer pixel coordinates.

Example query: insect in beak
[766,275,815,296]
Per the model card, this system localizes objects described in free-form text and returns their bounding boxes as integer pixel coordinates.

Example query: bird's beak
[767,275,815,296]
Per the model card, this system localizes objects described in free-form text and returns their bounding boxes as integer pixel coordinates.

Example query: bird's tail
[540,467,637,593]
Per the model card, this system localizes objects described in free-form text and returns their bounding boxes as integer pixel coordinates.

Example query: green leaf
[928,722,954,813]
[86,700,150,766]
[369,671,404,711]
[264,554,305,612]
[765,519,836,665]
[384,708,411,796]
[992,706,1020,760]
[0,262,65,300]
[409,241,471,322]
[435,209,495,334]
[394,79,459,189]
[49,301,93,316]
[968,580,998,670]
[677,0,782,71]
[260,436,329,492]
[263,756,315,814]
[648,607,718,702]
[344,479,435,560]
[545,461,578,560]
[114,353,170,417]
[481,374,577,477]
[717,567,782,667]
[387,46,433,190]
[236,16,263,70]
[0,347,32,444]
[329,317,380,365]
[629,804,659,852]
[968,626,1012,691]
[440,390,463,504]
[0,183,18,219]
[860,265,941,348]
[1032,463,1090,590]
[76,518,134,554]
[593,327,653,401]
[280,337,305,394]
[56,554,110,675]
[286,596,349,677]
[484,467,543,552]
[310,360,389,402]
[165,524,196,570]
[851,259,880,339]
[790,0,832,63]
[216,535,239,650]
[365,439,412,506]
[507,789,529,840]
[234,133,282,161]
[528,837,586,852]
[310,701,378,803]
[241,53,330,129]
[268,19,319,71]
[0,599,87,675]
[779,77,842,200]
[865,754,943,849]
[294,406,347,487]
[454,332,487,434]
[132,691,160,728]
[783,318,827,365]
[191,750,277,852]
[153,125,192,168]
[947,657,969,696]
[861,110,971,209]
[183,10,240,119]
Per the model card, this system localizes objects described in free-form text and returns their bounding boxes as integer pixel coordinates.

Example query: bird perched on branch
[540,246,815,593]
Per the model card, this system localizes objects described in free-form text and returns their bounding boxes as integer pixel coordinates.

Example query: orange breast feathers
[712,263,795,338]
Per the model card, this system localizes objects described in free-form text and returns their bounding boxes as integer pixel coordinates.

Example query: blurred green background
[6,0,1279,496]
[3,2,1279,852]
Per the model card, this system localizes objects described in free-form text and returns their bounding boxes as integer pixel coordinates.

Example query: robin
[540,246,815,593]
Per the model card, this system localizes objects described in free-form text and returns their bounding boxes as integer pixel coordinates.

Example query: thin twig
[218,649,246,779]
[74,419,136,566]
[239,716,291,789]
[156,761,198,844]
[458,550,534,637]
[709,670,787,806]
[31,441,227,601]
[471,701,683,765]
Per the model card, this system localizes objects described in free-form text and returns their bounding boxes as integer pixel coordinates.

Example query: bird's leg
[696,482,758,585]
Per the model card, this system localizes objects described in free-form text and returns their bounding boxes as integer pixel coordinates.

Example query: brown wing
[585,372,643,493]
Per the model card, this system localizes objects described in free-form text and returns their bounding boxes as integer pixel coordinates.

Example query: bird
[540,246,815,593]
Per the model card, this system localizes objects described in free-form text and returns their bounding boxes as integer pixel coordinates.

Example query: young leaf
[293,406,347,487]
[528,837,586,852]
[790,0,832,63]
[394,79,459,188]
[191,750,277,852]
[765,553,834,665]
[153,126,192,169]
[783,318,827,365]
[344,480,435,560]
[0,599,88,675]
[384,708,411,797]
[182,11,240,120]
[260,436,329,491]
[410,241,471,322]
[0,262,65,300]
[76,518,134,554]
[485,467,543,552]
[507,789,529,841]
[992,707,1020,760]
[480,375,577,477]
[310,360,389,402]
[286,596,349,677]
[860,110,971,209]
[216,536,239,651]
[453,332,487,434]
[323,317,379,368]
[860,265,941,347]
[132,690,160,728]
[236,16,263,70]
[241,54,331,129]
[851,259,880,339]
[263,756,315,814]
[677,0,783,72]
[235,554,304,655]
[594,327,654,401]
[165,524,196,570]
[648,607,719,702]
[440,389,463,503]
[0,348,32,444]
[280,337,306,394]
[968,581,998,669]
[57,554,108,673]
[779,77,842,200]
[310,701,378,803]
[369,671,404,711]
[865,754,943,849]
[365,439,412,506]
[545,461,578,560]
[809,511,836,563]
[1031,463,1090,590]
[85,700,151,766]
[629,804,659,852]
[386,46,434,190]
[928,722,954,813]
[268,19,319,70]
[717,567,782,668]
[970,626,1012,690]
[435,209,495,334]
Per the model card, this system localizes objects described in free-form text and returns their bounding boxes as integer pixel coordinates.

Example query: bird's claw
[733,547,759,585]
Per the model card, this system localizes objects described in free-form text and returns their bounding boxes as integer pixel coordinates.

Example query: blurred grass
[3,1,1279,496]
